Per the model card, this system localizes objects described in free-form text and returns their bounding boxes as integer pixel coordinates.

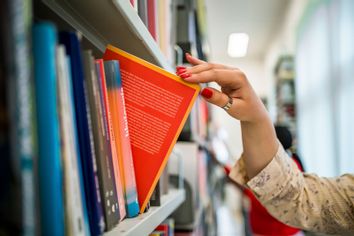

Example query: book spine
[149,180,161,207]
[59,32,104,236]
[113,62,140,217]
[1,0,38,235]
[103,60,127,220]
[96,59,126,219]
[83,51,120,230]
[32,22,64,236]
[96,60,126,221]
[95,60,122,222]
[56,45,86,236]
[65,55,91,236]
[138,0,149,27]
[147,0,157,41]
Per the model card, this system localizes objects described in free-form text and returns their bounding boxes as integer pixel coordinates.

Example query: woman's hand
[176,53,268,124]
[177,53,279,179]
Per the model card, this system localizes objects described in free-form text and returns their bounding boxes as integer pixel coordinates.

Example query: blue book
[59,31,105,236]
[32,22,64,236]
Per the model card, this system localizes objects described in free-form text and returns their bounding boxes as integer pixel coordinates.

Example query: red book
[147,0,157,41]
[130,0,138,11]
[103,45,200,212]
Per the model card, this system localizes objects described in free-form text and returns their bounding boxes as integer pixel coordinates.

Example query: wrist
[241,118,278,179]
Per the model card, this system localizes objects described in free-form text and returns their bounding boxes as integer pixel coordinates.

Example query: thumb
[200,87,232,109]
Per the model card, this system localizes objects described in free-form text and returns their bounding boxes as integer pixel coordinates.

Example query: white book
[56,45,86,236]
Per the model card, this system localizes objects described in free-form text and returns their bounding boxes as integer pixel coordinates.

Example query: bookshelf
[275,55,297,147]
[33,0,185,234]
[105,189,185,236]
[39,0,173,71]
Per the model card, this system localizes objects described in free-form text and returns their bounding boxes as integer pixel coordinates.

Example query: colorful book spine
[109,60,140,217]
[103,60,129,219]
[32,22,64,236]
[97,59,126,221]
[95,59,123,221]
[59,31,104,236]
[56,45,87,236]
[83,51,120,230]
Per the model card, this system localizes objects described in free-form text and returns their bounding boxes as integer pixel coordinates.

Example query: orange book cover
[103,44,200,212]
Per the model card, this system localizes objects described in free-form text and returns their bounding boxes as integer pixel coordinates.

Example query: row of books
[150,218,174,236]
[1,2,200,235]
[33,22,141,236]
[131,0,176,65]
[34,22,200,236]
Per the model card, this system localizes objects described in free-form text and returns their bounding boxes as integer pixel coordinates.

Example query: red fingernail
[180,73,191,79]
[176,66,186,70]
[201,88,213,99]
[176,68,186,75]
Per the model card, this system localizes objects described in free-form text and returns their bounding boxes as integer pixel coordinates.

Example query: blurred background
[204,0,354,178]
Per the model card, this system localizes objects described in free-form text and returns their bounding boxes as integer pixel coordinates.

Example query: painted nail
[176,66,186,70]
[201,88,213,99]
[176,68,186,75]
[180,73,191,79]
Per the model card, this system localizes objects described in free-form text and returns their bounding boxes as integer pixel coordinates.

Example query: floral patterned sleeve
[229,142,354,234]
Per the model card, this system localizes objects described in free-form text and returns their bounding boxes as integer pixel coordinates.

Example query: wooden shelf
[105,189,185,236]
[40,0,173,71]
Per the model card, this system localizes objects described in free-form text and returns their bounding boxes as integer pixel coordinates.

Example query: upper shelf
[105,189,186,236]
[41,0,173,71]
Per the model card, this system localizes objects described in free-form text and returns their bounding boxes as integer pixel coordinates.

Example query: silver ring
[222,96,233,111]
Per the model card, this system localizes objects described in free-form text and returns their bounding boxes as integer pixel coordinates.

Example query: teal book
[33,22,64,236]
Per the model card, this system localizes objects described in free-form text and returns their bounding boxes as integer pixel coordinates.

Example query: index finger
[185,53,206,65]
[183,68,245,89]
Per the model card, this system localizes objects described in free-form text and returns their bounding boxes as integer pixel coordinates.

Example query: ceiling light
[227,33,249,58]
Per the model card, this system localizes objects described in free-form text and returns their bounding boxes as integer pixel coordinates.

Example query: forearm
[241,116,278,179]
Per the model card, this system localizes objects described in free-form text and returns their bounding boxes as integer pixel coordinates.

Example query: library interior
[1,0,354,235]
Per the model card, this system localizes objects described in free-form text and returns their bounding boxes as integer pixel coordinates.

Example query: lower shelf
[104,189,185,236]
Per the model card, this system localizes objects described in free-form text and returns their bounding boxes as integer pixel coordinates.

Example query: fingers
[200,87,228,107]
[184,62,228,75]
[185,53,206,65]
[185,69,245,89]
[180,54,231,74]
